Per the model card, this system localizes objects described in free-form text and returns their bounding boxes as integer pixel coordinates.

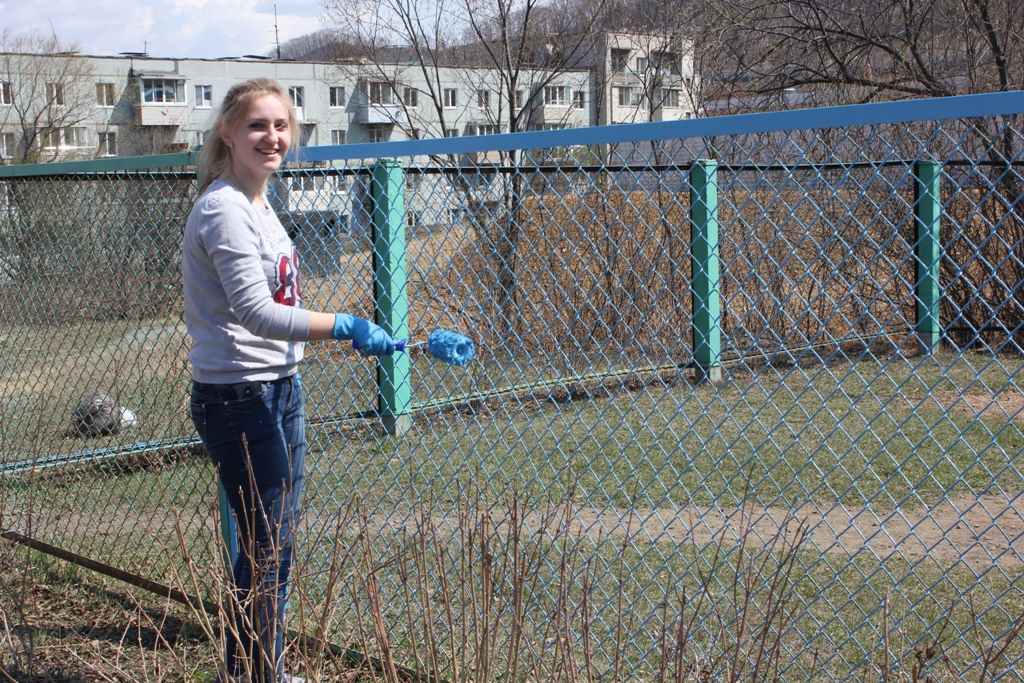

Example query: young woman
[183,78,396,683]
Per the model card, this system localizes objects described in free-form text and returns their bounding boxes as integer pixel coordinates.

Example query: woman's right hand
[332,314,397,357]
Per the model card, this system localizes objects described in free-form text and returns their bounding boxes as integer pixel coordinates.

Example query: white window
[368,127,387,143]
[636,57,647,72]
[46,83,65,106]
[573,91,585,109]
[330,129,346,145]
[470,124,499,135]
[544,86,568,106]
[40,128,61,149]
[661,88,680,108]
[0,132,14,157]
[515,89,524,109]
[288,86,304,108]
[476,89,490,109]
[368,82,393,105]
[197,130,206,147]
[403,87,418,107]
[617,86,639,107]
[443,88,457,108]
[65,127,87,148]
[0,82,11,106]
[444,128,458,137]
[329,86,346,108]
[97,83,116,107]
[98,131,117,156]
[611,49,629,71]
[142,79,185,104]
[195,85,212,108]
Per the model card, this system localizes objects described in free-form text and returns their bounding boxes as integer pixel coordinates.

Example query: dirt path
[10,490,1024,573]
[560,495,1024,570]
[343,493,1024,571]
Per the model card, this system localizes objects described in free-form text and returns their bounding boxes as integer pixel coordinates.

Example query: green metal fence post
[691,159,722,384]
[914,160,942,354]
[217,484,238,570]
[371,158,412,435]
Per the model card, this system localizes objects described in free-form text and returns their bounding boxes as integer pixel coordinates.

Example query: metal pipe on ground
[0,528,443,683]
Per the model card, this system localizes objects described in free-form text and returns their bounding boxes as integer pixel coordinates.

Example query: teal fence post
[371,158,412,435]
[217,484,238,570]
[690,160,722,384]
[914,160,942,354]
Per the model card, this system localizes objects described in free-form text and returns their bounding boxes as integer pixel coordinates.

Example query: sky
[0,0,325,59]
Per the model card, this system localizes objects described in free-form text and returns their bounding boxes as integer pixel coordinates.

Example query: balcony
[135,103,189,127]
[530,105,573,125]
[355,103,406,125]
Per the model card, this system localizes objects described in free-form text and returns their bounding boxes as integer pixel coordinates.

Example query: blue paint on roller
[425,329,475,366]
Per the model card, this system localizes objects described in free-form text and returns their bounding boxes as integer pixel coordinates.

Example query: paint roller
[353,328,475,366]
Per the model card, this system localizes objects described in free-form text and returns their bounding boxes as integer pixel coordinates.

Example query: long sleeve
[197,195,311,341]
[183,180,312,384]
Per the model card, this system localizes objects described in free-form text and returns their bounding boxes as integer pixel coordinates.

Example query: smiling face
[220,93,292,188]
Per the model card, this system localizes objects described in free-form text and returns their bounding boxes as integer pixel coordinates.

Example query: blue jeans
[190,374,306,683]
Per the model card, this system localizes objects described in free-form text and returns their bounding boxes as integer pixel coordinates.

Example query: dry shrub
[718,185,915,353]
[434,173,1024,361]
[443,182,917,360]
[447,188,693,358]
[942,187,1024,351]
[1,175,194,324]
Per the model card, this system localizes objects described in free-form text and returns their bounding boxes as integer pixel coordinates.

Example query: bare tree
[458,0,610,136]
[323,0,467,140]
[273,28,362,62]
[323,0,613,339]
[695,0,1024,108]
[323,0,610,140]
[0,29,97,164]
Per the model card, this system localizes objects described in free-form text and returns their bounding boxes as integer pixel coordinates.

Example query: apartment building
[0,32,695,163]
[596,32,696,125]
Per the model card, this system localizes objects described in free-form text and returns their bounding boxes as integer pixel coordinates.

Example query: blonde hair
[198,78,299,193]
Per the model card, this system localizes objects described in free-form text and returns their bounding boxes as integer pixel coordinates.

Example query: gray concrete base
[382,413,412,436]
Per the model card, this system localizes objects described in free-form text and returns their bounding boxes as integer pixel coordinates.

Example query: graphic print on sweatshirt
[273,247,301,306]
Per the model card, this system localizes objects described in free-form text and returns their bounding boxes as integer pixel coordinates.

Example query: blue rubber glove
[332,314,397,357]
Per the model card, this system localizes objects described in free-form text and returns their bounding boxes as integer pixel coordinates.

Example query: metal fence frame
[3,90,1024,681]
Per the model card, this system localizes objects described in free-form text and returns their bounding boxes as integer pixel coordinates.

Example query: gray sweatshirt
[183,180,312,384]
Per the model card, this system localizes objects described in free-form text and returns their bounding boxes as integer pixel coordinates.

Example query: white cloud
[1,0,323,58]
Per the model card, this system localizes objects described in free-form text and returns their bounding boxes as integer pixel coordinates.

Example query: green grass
[291,349,1024,513]
[6,346,1021,574]
[4,342,1024,680]
[8,319,1022,514]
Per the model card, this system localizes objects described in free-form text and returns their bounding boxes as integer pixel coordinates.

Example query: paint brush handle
[351,339,408,353]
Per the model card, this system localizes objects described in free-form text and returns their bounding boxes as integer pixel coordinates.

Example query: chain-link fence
[2,92,1024,680]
